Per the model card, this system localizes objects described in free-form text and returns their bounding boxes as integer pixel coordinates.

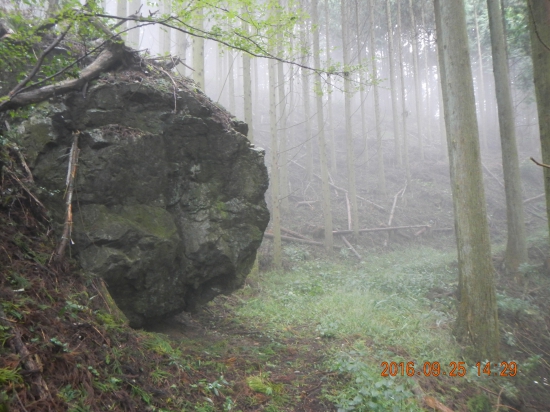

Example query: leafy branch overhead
[0,0,367,113]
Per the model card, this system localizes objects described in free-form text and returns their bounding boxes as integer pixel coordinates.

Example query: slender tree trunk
[242,24,253,142]
[227,50,236,113]
[175,30,188,76]
[434,0,499,361]
[312,0,334,251]
[355,0,368,178]
[370,0,386,195]
[300,17,313,180]
[193,8,205,90]
[277,14,289,211]
[486,0,528,273]
[325,0,337,175]
[116,0,127,35]
[253,56,259,124]
[269,55,282,270]
[160,0,171,54]
[341,0,359,237]
[397,0,411,183]
[422,3,432,146]
[409,0,424,161]
[435,43,447,160]
[527,0,550,239]
[386,0,402,165]
[474,5,489,150]
[241,10,259,277]
[127,0,141,49]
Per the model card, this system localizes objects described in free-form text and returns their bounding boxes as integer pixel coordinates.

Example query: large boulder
[14,73,269,327]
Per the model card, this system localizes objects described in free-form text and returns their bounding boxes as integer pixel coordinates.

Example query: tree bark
[242,25,253,142]
[474,4,489,150]
[127,0,141,49]
[396,0,411,183]
[325,0,337,175]
[354,0,368,178]
[370,0,386,195]
[341,0,359,237]
[312,0,334,251]
[409,0,424,161]
[159,0,171,54]
[527,0,550,238]
[386,0,402,166]
[192,7,205,90]
[228,51,236,113]
[421,3,432,146]
[434,0,499,360]
[277,6,289,211]
[269,53,282,270]
[486,0,528,273]
[300,9,313,180]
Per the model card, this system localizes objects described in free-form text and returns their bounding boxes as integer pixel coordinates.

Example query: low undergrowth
[2,138,550,411]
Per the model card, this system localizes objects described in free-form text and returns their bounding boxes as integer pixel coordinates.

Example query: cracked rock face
[16,76,269,327]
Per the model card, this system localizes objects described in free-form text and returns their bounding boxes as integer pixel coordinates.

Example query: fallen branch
[341,235,362,260]
[414,227,428,237]
[290,160,386,211]
[388,185,405,227]
[2,166,46,213]
[530,157,550,169]
[264,232,323,246]
[482,162,504,188]
[11,145,34,183]
[54,132,80,261]
[296,200,318,209]
[384,183,406,247]
[281,227,311,240]
[524,193,545,204]
[264,232,339,249]
[332,225,431,235]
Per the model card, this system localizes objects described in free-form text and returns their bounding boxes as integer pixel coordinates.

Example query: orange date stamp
[380,361,517,377]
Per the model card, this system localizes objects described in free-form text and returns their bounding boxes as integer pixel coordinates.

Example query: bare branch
[530,157,550,169]
[8,23,72,98]
[0,43,127,111]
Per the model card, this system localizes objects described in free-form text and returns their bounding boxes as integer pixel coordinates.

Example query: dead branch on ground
[384,183,407,246]
[341,235,362,260]
[290,160,386,211]
[2,166,47,215]
[281,227,311,240]
[332,225,431,235]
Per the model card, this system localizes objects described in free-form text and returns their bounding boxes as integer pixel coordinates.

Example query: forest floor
[2,142,550,411]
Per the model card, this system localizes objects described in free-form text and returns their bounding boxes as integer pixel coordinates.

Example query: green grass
[232,246,463,410]
[237,246,459,361]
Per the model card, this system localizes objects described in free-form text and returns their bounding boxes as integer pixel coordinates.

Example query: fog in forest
[103,0,540,180]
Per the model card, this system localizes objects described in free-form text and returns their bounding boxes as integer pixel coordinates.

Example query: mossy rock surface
[14,76,269,327]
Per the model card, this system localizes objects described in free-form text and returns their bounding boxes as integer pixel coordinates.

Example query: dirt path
[148,302,338,411]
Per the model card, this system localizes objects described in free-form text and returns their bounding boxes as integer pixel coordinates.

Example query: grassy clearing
[229,245,463,410]
[237,246,459,360]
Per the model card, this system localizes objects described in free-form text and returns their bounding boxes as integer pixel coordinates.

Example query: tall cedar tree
[434,0,500,360]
